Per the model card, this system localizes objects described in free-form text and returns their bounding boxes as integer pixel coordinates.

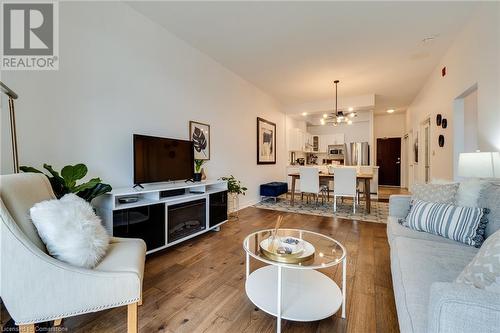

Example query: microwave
[329,148,343,155]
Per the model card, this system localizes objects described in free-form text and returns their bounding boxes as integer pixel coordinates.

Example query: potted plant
[194,159,205,182]
[20,163,112,202]
[220,175,247,220]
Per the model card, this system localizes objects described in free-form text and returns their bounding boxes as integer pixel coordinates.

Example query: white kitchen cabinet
[288,128,305,152]
[319,134,333,152]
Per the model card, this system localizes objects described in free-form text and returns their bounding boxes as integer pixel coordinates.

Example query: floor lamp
[0,81,19,173]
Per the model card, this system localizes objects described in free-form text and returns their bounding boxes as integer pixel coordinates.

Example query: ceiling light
[301,112,307,116]
[323,113,328,118]
[347,120,353,125]
[331,80,356,125]
[387,109,395,114]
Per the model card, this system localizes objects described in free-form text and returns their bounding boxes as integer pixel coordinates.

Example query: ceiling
[128,1,480,113]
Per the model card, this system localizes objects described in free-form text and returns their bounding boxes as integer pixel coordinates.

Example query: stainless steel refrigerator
[348,142,370,165]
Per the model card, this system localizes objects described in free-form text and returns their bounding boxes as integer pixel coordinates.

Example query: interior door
[377,138,401,186]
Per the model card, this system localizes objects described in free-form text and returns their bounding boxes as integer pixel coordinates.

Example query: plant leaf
[61,164,88,188]
[72,177,102,193]
[42,164,68,198]
[77,183,112,202]
[20,166,43,174]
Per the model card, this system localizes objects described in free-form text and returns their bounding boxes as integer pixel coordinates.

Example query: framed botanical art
[189,121,210,160]
[257,117,276,164]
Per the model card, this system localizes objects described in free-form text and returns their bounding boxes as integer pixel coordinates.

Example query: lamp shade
[458,152,500,178]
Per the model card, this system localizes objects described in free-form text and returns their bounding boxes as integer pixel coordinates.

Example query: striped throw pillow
[402,200,489,247]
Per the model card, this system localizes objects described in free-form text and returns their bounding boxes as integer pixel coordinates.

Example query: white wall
[0,1,286,208]
[374,113,406,139]
[406,3,500,182]
[308,121,370,143]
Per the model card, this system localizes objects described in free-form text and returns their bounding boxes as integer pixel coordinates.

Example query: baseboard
[238,199,260,210]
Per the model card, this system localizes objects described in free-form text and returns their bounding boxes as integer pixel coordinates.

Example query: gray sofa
[388,193,500,333]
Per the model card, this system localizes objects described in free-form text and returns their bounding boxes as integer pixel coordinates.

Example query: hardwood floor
[2,207,399,333]
[377,186,409,201]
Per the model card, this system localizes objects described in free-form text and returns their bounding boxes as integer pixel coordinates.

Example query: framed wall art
[257,117,276,164]
[189,121,210,160]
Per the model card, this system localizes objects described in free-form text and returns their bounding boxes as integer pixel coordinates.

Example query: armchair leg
[138,293,143,306]
[18,324,35,333]
[128,302,138,333]
[54,318,63,326]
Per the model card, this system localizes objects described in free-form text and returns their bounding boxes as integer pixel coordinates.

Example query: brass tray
[259,237,315,264]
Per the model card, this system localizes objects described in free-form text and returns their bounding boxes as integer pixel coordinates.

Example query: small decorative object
[257,117,276,164]
[193,159,205,181]
[259,216,315,263]
[441,118,448,129]
[20,163,112,202]
[189,121,210,160]
[436,114,442,126]
[220,175,247,220]
[414,133,419,164]
[118,197,139,204]
[438,135,445,147]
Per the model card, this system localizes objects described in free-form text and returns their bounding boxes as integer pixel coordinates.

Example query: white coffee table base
[245,265,345,332]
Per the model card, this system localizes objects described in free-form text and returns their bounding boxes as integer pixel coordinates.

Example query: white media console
[94,179,228,254]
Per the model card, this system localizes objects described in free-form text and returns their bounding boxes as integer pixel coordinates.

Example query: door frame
[420,118,431,183]
[402,134,409,189]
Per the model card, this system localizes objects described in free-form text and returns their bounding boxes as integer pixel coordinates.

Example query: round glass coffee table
[243,229,347,333]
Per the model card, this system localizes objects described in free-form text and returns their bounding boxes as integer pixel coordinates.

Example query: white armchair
[0,173,146,333]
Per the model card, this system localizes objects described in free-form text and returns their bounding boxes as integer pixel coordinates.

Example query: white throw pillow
[456,179,485,207]
[30,194,109,268]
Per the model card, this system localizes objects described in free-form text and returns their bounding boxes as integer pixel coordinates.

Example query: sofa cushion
[402,200,488,247]
[411,183,459,204]
[478,181,500,238]
[456,229,500,293]
[95,237,146,280]
[391,237,478,333]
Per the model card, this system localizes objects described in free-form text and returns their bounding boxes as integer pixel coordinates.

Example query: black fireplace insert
[167,199,206,243]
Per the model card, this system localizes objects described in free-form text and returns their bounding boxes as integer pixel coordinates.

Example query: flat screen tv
[134,134,194,184]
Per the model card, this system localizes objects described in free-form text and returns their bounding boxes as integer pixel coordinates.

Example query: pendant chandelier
[322,80,356,126]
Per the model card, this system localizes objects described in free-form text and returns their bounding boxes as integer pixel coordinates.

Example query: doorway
[377,137,401,186]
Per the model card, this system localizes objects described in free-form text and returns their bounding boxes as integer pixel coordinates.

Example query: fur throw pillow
[30,194,109,268]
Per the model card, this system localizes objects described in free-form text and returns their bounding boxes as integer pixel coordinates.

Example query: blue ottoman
[260,182,288,202]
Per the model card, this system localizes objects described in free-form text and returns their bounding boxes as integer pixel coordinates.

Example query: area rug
[253,196,388,224]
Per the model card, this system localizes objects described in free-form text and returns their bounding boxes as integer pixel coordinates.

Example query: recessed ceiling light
[348,107,354,112]
[323,113,328,118]
[387,109,395,114]
[347,120,353,125]
[301,112,307,116]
